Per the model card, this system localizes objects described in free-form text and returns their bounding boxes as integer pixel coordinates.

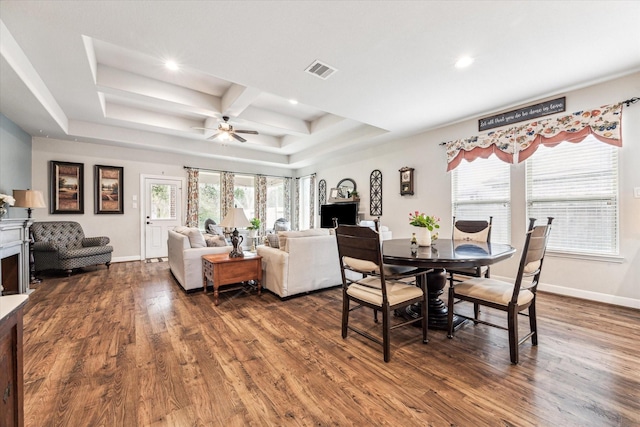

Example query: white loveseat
[168,228,232,291]
[257,229,346,298]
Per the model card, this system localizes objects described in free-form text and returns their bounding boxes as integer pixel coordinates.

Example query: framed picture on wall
[94,165,124,214]
[50,161,84,214]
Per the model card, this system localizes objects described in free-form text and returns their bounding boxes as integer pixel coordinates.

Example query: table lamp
[12,189,46,218]
[219,207,251,258]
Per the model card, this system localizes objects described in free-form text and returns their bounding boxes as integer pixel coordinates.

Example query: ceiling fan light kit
[194,116,259,143]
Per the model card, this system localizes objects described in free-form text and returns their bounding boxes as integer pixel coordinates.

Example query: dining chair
[335,224,428,362]
[447,217,553,364]
[449,216,493,280]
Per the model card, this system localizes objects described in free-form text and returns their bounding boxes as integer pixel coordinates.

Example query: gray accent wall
[0,113,32,218]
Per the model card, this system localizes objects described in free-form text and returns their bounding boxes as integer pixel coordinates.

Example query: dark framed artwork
[399,166,414,196]
[94,165,124,214]
[50,161,84,214]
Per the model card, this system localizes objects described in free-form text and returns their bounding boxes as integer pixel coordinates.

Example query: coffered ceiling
[1,1,639,169]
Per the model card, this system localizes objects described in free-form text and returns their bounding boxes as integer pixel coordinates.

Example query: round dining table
[383,238,516,330]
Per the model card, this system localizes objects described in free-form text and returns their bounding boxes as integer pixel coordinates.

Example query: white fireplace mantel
[0,218,33,294]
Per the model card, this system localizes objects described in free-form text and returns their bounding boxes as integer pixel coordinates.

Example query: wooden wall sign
[479,97,566,131]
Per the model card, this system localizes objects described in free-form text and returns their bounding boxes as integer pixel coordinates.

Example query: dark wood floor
[21,261,640,426]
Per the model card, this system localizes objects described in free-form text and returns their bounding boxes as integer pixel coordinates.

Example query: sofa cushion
[173,226,206,248]
[204,234,228,247]
[277,228,331,252]
[207,224,226,236]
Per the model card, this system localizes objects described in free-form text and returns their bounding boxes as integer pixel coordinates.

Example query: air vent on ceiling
[305,60,337,80]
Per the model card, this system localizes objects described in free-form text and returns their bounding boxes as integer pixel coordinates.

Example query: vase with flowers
[0,193,16,219]
[409,211,440,246]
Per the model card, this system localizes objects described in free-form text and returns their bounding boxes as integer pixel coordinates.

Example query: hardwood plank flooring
[21,261,640,426]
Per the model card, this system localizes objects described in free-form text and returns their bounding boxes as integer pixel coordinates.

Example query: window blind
[452,156,511,244]
[526,135,618,255]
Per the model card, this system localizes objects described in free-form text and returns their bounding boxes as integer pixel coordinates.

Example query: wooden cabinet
[0,295,28,427]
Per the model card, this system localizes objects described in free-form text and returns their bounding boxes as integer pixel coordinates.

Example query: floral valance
[446,102,623,171]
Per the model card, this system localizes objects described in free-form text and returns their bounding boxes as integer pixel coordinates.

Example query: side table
[202,253,262,305]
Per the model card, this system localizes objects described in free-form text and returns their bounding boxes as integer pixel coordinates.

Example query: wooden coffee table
[202,253,262,305]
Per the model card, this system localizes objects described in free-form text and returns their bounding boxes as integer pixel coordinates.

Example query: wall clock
[399,167,414,196]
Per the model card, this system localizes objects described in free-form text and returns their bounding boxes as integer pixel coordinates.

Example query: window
[234,174,255,220]
[452,156,511,243]
[526,135,618,255]
[198,172,221,228]
[266,177,286,229]
[298,175,312,230]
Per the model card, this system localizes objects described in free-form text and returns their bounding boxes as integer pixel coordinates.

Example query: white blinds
[452,156,511,244]
[526,135,618,255]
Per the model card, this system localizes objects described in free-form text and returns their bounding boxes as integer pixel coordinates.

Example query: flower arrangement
[0,193,16,206]
[247,217,261,230]
[409,211,440,231]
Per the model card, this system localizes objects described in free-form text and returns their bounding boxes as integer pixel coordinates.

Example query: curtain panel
[255,175,267,234]
[446,103,623,171]
[220,172,235,220]
[185,168,199,227]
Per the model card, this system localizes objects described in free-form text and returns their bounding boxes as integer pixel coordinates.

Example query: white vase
[248,229,257,238]
[415,227,431,246]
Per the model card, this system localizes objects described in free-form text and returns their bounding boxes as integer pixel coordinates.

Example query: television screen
[320,203,358,228]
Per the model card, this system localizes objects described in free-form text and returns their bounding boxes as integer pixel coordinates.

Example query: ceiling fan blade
[207,132,222,140]
[231,133,247,143]
[235,130,259,134]
[192,126,219,131]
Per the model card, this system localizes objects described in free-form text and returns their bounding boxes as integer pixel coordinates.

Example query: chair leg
[382,307,391,362]
[529,300,538,346]
[473,303,480,323]
[342,292,350,339]
[373,309,378,323]
[508,304,519,364]
[106,261,111,269]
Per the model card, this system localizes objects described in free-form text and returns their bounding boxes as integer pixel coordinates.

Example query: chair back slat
[453,216,493,243]
[512,217,553,303]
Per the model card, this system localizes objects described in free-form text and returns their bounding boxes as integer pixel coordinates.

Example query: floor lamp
[13,189,47,283]
[219,207,251,258]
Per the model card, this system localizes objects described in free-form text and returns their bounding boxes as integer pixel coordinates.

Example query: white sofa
[168,228,232,291]
[257,229,347,298]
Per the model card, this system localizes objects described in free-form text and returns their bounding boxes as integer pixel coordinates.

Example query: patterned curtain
[220,171,235,219]
[292,178,300,231]
[445,102,623,171]
[255,175,267,234]
[309,174,316,229]
[283,177,292,221]
[185,168,199,227]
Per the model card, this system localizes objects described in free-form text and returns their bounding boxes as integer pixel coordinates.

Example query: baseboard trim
[112,255,141,263]
[490,274,640,309]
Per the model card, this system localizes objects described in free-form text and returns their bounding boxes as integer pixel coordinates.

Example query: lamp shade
[12,190,46,208]
[219,207,251,229]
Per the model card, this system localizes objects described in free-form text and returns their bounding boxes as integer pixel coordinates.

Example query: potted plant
[247,217,261,237]
[408,211,440,246]
[350,190,359,201]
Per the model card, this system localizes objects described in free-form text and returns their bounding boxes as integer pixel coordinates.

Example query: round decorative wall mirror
[337,178,356,198]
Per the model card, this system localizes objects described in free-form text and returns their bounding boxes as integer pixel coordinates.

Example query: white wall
[309,72,640,308]
[31,139,293,261]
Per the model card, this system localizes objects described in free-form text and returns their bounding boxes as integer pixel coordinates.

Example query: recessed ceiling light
[455,56,474,69]
[289,99,299,105]
[165,60,179,71]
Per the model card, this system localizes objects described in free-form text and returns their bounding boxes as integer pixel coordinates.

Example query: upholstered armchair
[31,221,113,276]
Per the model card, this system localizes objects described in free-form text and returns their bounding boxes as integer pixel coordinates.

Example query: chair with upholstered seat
[449,217,493,282]
[447,217,553,364]
[336,224,428,362]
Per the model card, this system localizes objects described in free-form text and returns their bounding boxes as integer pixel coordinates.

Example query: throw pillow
[266,233,279,249]
[207,224,226,236]
[204,234,228,247]
[185,228,206,248]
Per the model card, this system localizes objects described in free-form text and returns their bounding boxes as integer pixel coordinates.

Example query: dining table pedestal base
[398,269,465,331]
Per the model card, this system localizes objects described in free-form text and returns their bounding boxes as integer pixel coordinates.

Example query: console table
[202,253,262,305]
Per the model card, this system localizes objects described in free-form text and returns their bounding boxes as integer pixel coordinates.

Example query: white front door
[143,177,184,259]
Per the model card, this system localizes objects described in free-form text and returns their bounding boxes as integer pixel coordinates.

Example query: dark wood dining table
[383,238,516,330]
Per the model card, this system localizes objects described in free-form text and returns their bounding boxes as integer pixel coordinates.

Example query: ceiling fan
[195,116,258,143]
